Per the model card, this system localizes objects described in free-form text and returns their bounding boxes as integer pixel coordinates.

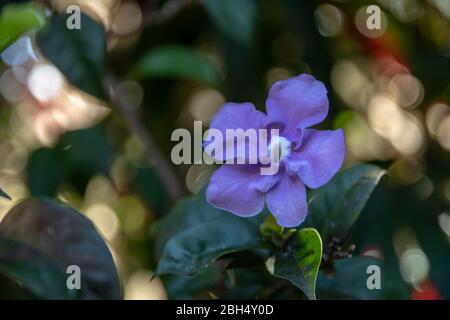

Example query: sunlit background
[0,0,449,299]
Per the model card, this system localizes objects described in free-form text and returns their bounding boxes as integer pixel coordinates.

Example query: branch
[103,73,185,202]
[143,0,200,27]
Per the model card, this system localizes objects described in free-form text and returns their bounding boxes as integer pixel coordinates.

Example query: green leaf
[221,269,268,299]
[0,3,46,52]
[153,191,226,254]
[203,0,257,46]
[317,256,380,299]
[58,126,113,192]
[133,165,170,217]
[156,215,262,275]
[305,164,386,241]
[317,256,410,299]
[164,265,223,299]
[26,148,65,197]
[0,198,121,299]
[131,45,221,86]
[266,228,322,300]
[155,192,263,275]
[0,236,76,299]
[260,213,283,237]
[37,13,106,98]
[25,126,113,196]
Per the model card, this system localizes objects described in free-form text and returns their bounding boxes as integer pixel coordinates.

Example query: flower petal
[266,172,307,227]
[204,102,267,162]
[286,128,346,189]
[207,164,278,217]
[266,74,329,135]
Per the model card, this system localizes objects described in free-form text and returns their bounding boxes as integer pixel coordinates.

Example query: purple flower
[204,74,346,227]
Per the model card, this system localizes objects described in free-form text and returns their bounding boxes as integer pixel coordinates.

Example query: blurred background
[0,0,449,299]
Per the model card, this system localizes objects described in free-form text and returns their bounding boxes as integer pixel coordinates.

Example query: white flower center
[268,136,292,163]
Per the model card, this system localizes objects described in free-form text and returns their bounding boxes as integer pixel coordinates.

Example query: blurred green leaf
[305,164,386,241]
[0,198,121,299]
[131,45,221,86]
[37,13,106,98]
[0,2,45,52]
[317,256,409,299]
[26,148,65,197]
[26,127,113,196]
[59,126,112,173]
[444,84,450,101]
[266,228,322,300]
[155,192,263,275]
[133,165,170,217]
[0,236,76,299]
[203,0,257,46]
[58,126,113,192]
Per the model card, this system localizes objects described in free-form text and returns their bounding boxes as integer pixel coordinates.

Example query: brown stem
[103,73,185,202]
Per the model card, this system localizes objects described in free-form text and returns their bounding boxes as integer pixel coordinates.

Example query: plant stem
[103,73,185,202]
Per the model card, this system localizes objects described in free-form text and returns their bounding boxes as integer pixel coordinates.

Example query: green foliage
[0,236,76,299]
[58,126,112,178]
[26,126,113,195]
[37,13,106,98]
[27,148,65,197]
[156,216,261,275]
[155,164,386,299]
[317,256,409,299]
[203,0,257,46]
[0,2,45,52]
[132,165,170,217]
[305,164,387,241]
[164,265,223,299]
[155,192,263,275]
[2,0,448,301]
[266,228,322,300]
[0,198,121,299]
[131,45,221,86]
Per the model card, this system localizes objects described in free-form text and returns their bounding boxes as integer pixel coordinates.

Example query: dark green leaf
[305,164,386,241]
[0,198,121,299]
[153,189,237,256]
[156,214,262,275]
[58,126,113,192]
[155,192,263,275]
[164,265,223,299]
[0,2,45,52]
[266,228,322,300]
[26,127,112,197]
[131,45,221,86]
[203,0,257,46]
[317,256,410,299]
[37,13,106,98]
[133,165,170,217]
[0,236,76,299]
[26,148,65,197]
[221,269,268,299]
